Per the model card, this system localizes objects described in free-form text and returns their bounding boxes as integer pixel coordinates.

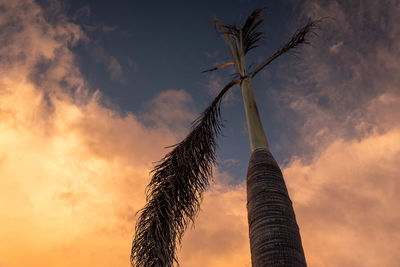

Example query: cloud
[284,125,400,267]
[92,45,126,83]
[73,4,117,34]
[72,4,91,21]
[102,25,118,33]
[108,56,125,82]
[265,0,400,160]
[128,58,138,72]
[205,50,219,58]
[206,72,237,105]
[267,1,400,266]
[139,89,196,137]
[179,179,251,267]
[329,41,343,53]
[222,158,241,167]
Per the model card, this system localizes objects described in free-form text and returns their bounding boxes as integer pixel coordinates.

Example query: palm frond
[222,8,265,55]
[131,79,240,267]
[250,19,318,78]
[241,8,265,54]
[207,9,265,77]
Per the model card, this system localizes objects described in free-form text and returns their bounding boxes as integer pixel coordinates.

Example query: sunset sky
[1,0,400,266]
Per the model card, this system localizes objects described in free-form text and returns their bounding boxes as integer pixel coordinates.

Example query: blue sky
[53,0,315,181]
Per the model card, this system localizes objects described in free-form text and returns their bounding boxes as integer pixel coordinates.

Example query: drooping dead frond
[209,18,241,67]
[202,61,235,73]
[131,79,240,267]
[250,19,318,78]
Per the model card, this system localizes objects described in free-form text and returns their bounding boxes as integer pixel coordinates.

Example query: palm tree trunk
[241,78,269,151]
[247,148,307,266]
[241,78,306,266]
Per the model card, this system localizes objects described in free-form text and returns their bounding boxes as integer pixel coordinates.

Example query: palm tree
[131,9,316,267]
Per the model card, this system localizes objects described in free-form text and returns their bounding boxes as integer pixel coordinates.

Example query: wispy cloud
[204,50,219,58]
[222,158,241,167]
[73,4,117,34]
[107,56,125,82]
[128,58,138,72]
[139,89,196,139]
[72,4,91,21]
[284,125,400,266]
[205,72,237,105]
[329,40,343,53]
[268,0,400,158]
[102,25,117,33]
[266,1,400,265]
[92,45,126,83]
[179,179,250,267]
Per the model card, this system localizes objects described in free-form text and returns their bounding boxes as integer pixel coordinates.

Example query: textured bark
[247,148,306,267]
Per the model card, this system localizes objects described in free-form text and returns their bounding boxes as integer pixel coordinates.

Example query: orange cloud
[0,1,190,266]
[179,178,251,267]
[284,125,400,267]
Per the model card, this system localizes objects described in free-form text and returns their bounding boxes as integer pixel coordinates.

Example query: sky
[0,0,400,266]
